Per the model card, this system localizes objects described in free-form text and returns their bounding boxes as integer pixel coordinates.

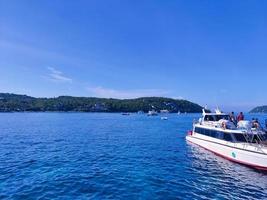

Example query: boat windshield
[204,115,230,121]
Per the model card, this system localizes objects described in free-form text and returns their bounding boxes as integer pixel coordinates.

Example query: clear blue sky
[0,0,266,111]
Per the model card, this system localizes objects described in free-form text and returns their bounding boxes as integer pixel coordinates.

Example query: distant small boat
[177,111,181,115]
[122,113,130,115]
[160,109,169,113]
[161,117,168,120]
[147,110,158,116]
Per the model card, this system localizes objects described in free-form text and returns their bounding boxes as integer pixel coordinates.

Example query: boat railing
[242,131,252,144]
[244,128,267,147]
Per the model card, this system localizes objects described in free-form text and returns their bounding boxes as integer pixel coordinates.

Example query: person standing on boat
[237,112,244,122]
[229,111,237,125]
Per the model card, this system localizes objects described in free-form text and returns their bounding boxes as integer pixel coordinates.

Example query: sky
[0,0,267,111]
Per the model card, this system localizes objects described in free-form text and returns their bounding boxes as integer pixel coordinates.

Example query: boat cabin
[202,108,230,122]
[195,109,267,144]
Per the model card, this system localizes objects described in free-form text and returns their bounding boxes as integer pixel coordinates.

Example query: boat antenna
[215,106,221,114]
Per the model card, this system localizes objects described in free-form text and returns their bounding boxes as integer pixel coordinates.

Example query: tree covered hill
[0,93,203,113]
[250,105,267,113]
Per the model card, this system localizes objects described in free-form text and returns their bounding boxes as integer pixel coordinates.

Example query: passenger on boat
[252,118,260,129]
[252,118,256,127]
[237,112,244,122]
[219,119,235,130]
[221,121,227,129]
[229,111,237,125]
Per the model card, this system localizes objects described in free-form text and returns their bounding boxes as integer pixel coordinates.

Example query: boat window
[215,131,224,139]
[215,115,230,121]
[211,130,232,141]
[204,115,214,121]
[195,127,200,133]
[205,129,210,136]
[195,127,210,136]
[195,127,235,142]
[204,115,230,121]
[223,133,233,142]
[200,128,205,135]
[232,133,247,142]
[210,130,217,138]
[201,128,208,136]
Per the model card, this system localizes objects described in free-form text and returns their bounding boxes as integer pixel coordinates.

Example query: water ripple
[0,113,266,199]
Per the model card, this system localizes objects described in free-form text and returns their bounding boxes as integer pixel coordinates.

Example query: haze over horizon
[1,0,267,112]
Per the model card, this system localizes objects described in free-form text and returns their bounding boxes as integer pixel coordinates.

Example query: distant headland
[0,93,203,113]
[250,105,267,113]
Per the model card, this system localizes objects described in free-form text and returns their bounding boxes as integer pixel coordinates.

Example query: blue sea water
[0,113,267,200]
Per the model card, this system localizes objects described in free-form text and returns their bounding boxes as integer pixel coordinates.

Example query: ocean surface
[0,113,267,200]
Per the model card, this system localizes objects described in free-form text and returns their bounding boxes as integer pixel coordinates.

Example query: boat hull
[186,135,267,171]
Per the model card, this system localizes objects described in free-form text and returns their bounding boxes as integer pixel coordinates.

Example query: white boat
[160,109,169,113]
[161,116,168,120]
[186,109,267,171]
[147,110,158,116]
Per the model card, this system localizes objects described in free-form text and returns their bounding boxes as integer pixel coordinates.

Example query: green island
[0,93,203,113]
[250,105,267,113]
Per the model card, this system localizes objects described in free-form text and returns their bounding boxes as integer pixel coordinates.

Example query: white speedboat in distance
[186,109,267,171]
[161,116,168,120]
[160,109,169,113]
[147,110,158,116]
